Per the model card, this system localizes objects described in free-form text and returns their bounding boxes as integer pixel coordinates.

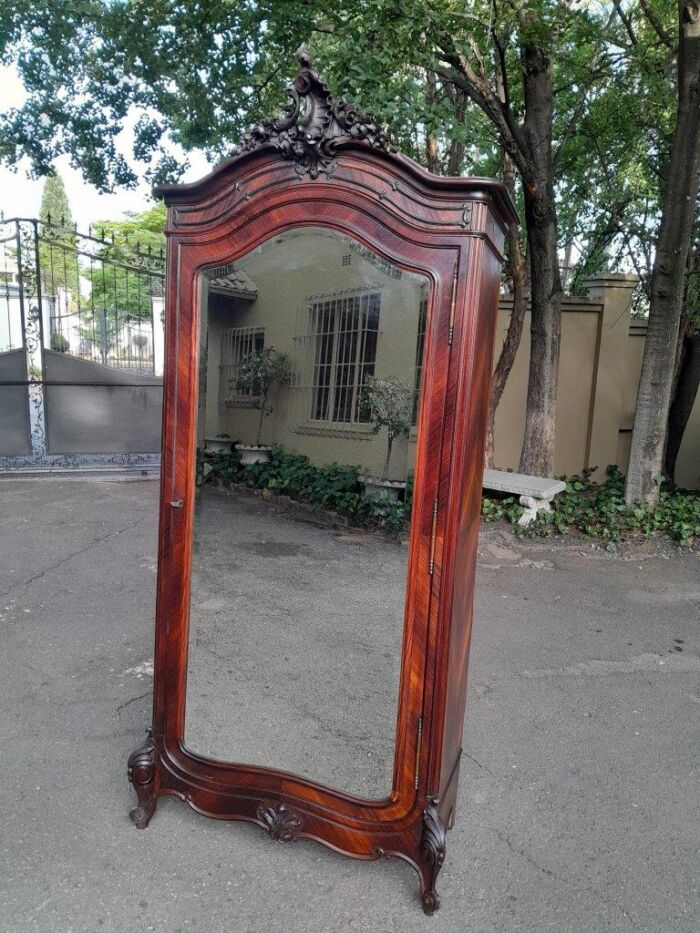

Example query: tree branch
[639,0,675,50]
[612,0,637,45]
[432,36,530,179]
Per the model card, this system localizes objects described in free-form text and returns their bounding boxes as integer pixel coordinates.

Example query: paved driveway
[1,479,698,933]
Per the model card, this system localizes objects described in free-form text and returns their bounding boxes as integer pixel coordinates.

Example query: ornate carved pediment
[231,51,395,179]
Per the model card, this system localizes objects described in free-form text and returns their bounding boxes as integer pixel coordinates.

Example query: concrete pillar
[581,273,639,481]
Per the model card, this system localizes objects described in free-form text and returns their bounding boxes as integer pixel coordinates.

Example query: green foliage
[39,172,72,226]
[205,445,412,537]
[0,1,684,303]
[85,201,166,319]
[235,346,292,397]
[235,346,292,446]
[38,172,79,297]
[361,375,414,481]
[49,332,69,352]
[361,375,414,437]
[562,0,677,311]
[482,466,700,547]
[0,2,628,187]
[90,201,166,253]
[204,448,699,546]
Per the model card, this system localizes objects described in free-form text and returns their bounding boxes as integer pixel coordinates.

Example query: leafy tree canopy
[0,1,681,281]
[0,3,639,182]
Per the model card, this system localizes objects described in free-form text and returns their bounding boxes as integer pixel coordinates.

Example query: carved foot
[419,799,447,915]
[127,733,159,829]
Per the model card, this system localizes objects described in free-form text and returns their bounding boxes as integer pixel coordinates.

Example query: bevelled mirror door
[185,227,430,800]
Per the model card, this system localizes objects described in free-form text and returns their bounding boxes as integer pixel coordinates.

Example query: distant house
[200,228,427,483]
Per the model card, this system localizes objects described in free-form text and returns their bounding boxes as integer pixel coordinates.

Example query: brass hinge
[428,497,439,575]
[414,716,423,790]
[447,261,459,346]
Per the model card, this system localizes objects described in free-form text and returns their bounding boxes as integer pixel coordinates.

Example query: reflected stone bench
[482,469,567,526]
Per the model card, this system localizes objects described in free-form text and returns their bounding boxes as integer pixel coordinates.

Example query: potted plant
[234,346,291,464]
[203,433,232,454]
[359,375,414,501]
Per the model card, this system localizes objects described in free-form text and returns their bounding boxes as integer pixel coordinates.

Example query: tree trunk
[665,324,700,482]
[485,156,528,468]
[625,2,700,505]
[426,72,440,174]
[517,44,563,478]
[256,397,266,447]
[382,432,394,482]
[446,89,467,176]
[434,33,561,476]
[518,186,562,477]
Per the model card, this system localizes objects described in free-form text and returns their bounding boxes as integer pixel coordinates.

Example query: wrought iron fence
[0,215,165,373]
[0,215,165,471]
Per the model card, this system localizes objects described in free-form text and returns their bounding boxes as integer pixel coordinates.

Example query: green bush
[482,465,700,547]
[205,445,412,537]
[50,332,69,352]
[206,450,699,548]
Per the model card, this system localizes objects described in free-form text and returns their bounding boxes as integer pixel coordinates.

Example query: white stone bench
[483,469,566,526]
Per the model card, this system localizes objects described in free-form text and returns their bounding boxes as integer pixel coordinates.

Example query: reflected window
[306,290,380,424]
[220,325,265,407]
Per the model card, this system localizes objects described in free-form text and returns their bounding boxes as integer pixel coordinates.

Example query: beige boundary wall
[201,256,699,490]
[492,273,700,490]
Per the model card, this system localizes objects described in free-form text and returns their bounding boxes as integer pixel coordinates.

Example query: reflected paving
[185,484,406,799]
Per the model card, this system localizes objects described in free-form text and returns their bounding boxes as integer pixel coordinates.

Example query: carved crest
[232,51,395,179]
[256,801,303,842]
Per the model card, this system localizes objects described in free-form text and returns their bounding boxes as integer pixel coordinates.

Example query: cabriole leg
[127,732,159,829]
[419,800,447,915]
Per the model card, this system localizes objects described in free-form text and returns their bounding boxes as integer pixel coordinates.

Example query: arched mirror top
[154,52,517,248]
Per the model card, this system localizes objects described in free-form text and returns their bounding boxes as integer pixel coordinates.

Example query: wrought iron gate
[0,216,165,474]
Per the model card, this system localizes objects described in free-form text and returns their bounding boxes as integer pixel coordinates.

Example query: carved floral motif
[256,802,303,842]
[231,52,395,179]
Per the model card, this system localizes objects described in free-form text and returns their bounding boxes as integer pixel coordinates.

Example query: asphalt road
[1,478,698,933]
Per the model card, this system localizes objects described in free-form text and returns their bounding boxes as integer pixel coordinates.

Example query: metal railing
[0,214,166,471]
[0,215,165,373]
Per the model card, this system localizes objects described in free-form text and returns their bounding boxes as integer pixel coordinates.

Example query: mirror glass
[185,227,430,799]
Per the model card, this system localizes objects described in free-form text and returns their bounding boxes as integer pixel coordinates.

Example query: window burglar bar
[220,326,265,406]
[295,291,380,428]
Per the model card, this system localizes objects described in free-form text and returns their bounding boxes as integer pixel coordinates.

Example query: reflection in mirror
[186,228,430,799]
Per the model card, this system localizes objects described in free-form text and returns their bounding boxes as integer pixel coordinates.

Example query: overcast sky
[0,65,212,231]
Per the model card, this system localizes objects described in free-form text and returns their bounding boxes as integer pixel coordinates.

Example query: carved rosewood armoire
[128,52,516,914]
